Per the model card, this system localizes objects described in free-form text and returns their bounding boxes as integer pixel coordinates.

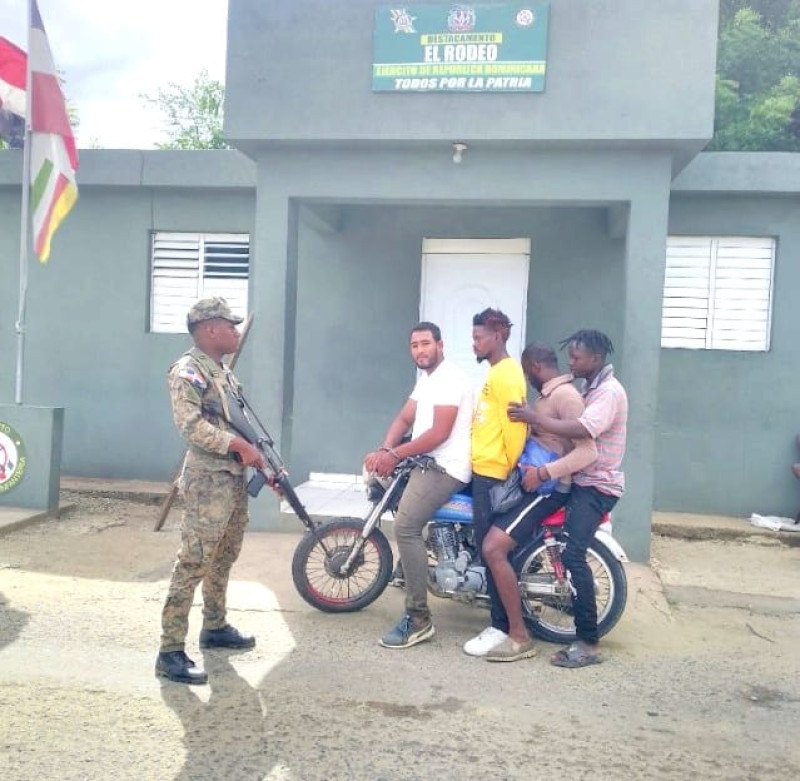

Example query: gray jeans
[394,465,466,621]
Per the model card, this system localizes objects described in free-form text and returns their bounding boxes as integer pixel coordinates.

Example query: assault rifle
[154,314,254,532]
[203,390,317,534]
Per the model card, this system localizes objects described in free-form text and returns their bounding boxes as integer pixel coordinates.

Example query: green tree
[720,0,797,28]
[144,70,227,150]
[710,1,800,150]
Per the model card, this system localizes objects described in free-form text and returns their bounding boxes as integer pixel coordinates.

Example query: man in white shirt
[364,322,473,649]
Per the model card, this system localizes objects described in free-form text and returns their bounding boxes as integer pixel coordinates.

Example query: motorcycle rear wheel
[518,537,627,644]
[291,518,394,613]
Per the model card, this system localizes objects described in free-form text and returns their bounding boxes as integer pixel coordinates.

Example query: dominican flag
[0,36,27,117]
[29,0,79,262]
[0,36,26,148]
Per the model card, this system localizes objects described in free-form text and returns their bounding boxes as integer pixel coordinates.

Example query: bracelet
[537,466,549,481]
[378,446,401,460]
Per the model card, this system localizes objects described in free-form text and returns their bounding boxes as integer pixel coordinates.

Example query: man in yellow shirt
[464,308,528,657]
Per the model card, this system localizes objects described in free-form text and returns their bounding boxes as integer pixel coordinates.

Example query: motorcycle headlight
[365,475,386,503]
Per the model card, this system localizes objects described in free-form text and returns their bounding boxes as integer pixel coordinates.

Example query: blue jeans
[562,484,619,645]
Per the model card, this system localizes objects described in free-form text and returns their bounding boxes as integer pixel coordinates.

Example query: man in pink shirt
[509,329,627,668]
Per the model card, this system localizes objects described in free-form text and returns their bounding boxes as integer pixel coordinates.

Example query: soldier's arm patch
[177,366,207,392]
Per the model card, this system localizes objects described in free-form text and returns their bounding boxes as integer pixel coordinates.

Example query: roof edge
[0,149,256,189]
[673,152,800,195]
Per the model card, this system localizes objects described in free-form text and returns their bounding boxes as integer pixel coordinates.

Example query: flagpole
[14,0,33,405]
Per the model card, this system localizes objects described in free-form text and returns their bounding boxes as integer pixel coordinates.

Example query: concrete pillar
[246,188,299,531]
[615,182,671,561]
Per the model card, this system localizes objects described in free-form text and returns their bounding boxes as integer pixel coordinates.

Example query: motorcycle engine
[428,523,487,596]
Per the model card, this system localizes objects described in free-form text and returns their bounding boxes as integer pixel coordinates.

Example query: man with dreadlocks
[463,307,528,658]
[509,329,627,668]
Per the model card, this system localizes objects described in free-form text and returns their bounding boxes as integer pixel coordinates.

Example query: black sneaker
[379,614,435,649]
[199,624,256,650]
[155,651,208,685]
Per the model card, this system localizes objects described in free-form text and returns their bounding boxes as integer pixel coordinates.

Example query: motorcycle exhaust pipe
[519,575,573,598]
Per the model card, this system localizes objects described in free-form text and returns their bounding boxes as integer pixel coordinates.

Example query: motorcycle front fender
[594,529,629,563]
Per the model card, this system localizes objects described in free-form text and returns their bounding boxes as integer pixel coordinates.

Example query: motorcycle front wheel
[291,517,394,613]
[517,537,627,644]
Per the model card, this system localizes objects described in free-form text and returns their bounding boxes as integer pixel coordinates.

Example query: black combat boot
[199,624,256,649]
[155,650,208,685]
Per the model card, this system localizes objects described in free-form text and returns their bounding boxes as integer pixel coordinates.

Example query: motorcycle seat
[432,492,474,523]
[432,494,613,533]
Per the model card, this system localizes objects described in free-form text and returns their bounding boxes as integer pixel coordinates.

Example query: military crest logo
[0,422,27,494]
[390,9,417,34]
[515,9,535,27]
[448,5,476,33]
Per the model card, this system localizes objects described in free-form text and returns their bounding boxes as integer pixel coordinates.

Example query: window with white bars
[661,236,775,352]
[150,232,250,333]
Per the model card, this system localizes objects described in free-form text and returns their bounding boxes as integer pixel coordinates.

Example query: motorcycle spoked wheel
[291,517,394,613]
[518,537,627,644]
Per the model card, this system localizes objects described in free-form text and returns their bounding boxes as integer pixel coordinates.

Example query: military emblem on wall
[515,9,535,27]
[0,422,27,494]
[390,9,417,33]
[448,5,476,33]
[374,2,549,93]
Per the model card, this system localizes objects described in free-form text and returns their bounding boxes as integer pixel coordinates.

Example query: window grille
[661,236,774,351]
[150,232,249,333]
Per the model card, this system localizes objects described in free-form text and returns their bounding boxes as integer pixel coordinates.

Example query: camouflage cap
[186,297,244,327]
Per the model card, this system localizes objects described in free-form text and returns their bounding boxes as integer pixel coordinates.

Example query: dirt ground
[1,492,799,781]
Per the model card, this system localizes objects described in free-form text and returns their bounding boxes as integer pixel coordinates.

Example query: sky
[0,0,228,148]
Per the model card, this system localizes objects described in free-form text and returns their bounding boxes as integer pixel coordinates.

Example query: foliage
[719,0,798,28]
[144,70,228,150]
[141,4,796,153]
[7,6,800,154]
[710,1,800,150]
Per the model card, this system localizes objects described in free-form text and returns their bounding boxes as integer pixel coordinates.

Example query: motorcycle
[291,456,629,644]
[205,342,627,644]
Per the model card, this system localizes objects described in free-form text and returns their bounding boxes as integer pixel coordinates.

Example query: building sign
[0,421,27,494]
[373,3,549,92]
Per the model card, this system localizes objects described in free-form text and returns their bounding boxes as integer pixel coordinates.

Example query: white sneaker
[463,626,508,657]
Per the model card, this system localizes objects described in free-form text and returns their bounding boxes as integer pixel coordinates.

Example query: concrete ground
[0,487,799,780]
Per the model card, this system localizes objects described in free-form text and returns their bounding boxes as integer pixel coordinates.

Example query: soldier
[155,297,267,685]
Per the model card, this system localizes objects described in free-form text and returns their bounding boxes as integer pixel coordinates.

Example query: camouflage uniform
[160,310,250,652]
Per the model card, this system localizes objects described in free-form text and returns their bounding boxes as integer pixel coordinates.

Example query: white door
[420,238,530,388]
